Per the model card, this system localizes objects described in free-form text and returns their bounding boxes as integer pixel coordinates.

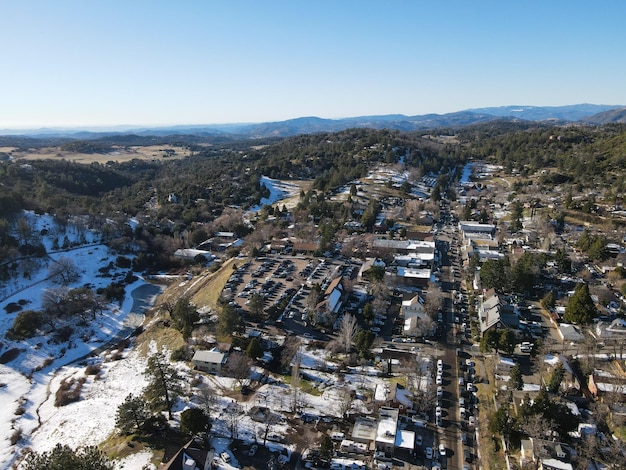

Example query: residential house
[315,276,347,326]
[358,257,386,281]
[192,349,226,374]
[373,383,415,415]
[528,438,574,470]
[401,294,435,337]
[351,417,377,448]
[375,407,399,453]
[478,290,519,335]
[159,438,213,470]
[588,372,626,398]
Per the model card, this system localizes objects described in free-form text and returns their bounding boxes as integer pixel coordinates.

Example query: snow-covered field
[249,176,300,212]
[0,213,163,469]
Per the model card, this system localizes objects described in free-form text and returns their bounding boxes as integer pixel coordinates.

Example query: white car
[439,443,446,456]
[437,386,443,397]
[435,406,442,418]
[436,374,442,385]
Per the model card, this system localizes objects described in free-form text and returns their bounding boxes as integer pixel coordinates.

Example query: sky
[1,0,625,128]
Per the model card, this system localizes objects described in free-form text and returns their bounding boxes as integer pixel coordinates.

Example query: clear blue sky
[1,0,625,128]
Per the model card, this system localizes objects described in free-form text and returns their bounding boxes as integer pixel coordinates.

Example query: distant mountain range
[1,104,625,139]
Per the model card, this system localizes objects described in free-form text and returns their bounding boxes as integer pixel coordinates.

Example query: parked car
[248,445,258,456]
[425,447,433,459]
[220,452,231,463]
[439,443,446,456]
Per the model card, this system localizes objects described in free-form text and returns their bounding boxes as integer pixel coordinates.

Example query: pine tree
[143,352,182,419]
[246,337,263,359]
[564,283,597,324]
[180,407,210,436]
[508,365,524,391]
[170,296,199,340]
[115,393,151,434]
[22,443,114,470]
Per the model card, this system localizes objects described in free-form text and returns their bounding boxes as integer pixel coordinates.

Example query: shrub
[10,428,22,445]
[4,302,22,314]
[115,256,132,269]
[0,348,23,364]
[53,326,73,344]
[85,364,102,376]
[171,346,189,362]
[9,310,43,340]
[55,377,86,407]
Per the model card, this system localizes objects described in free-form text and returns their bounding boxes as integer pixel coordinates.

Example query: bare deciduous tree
[225,351,252,389]
[337,314,359,354]
[48,256,81,285]
[520,413,556,440]
[197,383,219,415]
[225,402,243,439]
[291,350,302,413]
[336,386,354,418]
[423,283,444,319]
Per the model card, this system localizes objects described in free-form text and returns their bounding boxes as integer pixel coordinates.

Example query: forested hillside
[1,122,625,270]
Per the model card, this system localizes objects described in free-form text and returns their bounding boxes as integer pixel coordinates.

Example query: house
[557,323,583,342]
[595,318,626,339]
[529,438,574,470]
[351,417,378,447]
[478,290,519,335]
[173,248,214,263]
[315,276,348,326]
[292,241,319,255]
[401,294,426,319]
[192,349,226,374]
[159,437,213,470]
[496,355,516,373]
[373,383,415,414]
[375,407,399,453]
[358,257,386,280]
[588,372,626,398]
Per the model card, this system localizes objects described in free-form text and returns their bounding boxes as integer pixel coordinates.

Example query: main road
[435,202,473,470]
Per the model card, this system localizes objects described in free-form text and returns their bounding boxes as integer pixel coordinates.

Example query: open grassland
[156,258,239,313]
[7,144,193,164]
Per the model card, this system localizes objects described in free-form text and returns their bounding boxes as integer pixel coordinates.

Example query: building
[458,221,497,240]
[388,267,432,288]
[478,289,519,335]
[192,349,226,374]
[159,438,213,470]
[373,383,415,414]
[375,407,399,453]
[173,248,215,263]
[351,417,378,448]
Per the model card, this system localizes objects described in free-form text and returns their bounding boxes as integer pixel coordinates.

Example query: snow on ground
[0,212,165,469]
[29,344,148,454]
[115,451,154,470]
[249,176,300,212]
